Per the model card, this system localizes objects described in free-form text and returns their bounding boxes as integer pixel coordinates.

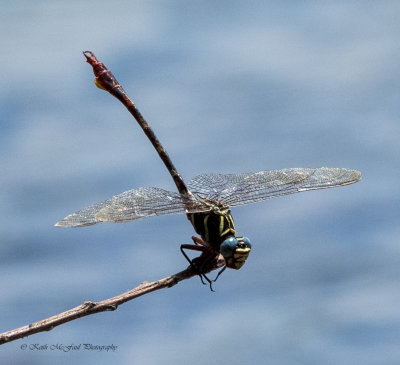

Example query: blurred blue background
[1,1,399,364]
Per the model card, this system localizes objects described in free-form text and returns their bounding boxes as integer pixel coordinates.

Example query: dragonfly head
[220,236,252,270]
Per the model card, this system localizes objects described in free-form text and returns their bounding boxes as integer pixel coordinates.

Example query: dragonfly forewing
[187,167,362,208]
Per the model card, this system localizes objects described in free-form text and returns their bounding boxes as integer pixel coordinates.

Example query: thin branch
[1,51,226,345]
[0,258,224,345]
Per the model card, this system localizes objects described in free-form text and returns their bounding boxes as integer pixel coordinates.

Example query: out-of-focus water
[1,1,399,364]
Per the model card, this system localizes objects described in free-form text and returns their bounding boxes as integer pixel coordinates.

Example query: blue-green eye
[220,237,238,257]
[241,236,252,248]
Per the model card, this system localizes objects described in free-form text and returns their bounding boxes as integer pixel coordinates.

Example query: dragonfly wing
[188,167,362,208]
[55,187,201,228]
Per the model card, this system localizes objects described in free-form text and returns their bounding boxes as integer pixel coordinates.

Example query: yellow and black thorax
[187,208,235,250]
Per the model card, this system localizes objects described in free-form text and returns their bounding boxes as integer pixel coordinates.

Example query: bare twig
[0,257,224,345]
[0,51,228,345]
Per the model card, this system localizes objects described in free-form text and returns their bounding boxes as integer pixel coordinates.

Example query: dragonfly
[56,52,362,288]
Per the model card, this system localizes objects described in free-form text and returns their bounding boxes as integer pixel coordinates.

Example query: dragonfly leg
[180,244,207,285]
[180,243,217,291]
[191,236,207,247]
[212,265,227,283]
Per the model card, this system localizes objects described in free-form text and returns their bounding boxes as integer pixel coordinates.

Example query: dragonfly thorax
[187,208,235,249]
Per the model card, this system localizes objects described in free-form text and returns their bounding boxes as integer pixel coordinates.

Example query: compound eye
[240,236,252,248]
[220,237,238,258]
